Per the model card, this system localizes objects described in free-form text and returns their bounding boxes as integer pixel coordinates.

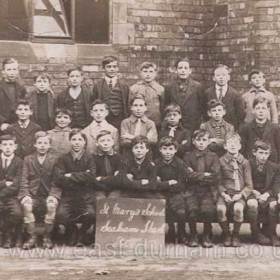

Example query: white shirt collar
[215,84,228,97]
[105,76,118,87]
[18,119,30,128]
[69,87,82,99]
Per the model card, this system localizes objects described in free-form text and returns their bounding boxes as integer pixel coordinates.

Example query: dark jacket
[57,86,93,126]
[19,153,60,200]
[183,150,221,199]
[155,156,186,194]
[27,89,56,129]
[249,158,280,197]
[165,77,204,132]
[240,120,280,163]
[204,86,245,129]
[159,122,192,158]
[0,79,27,124]
[4,121,41,159]
[54,152,96,197]
[0,155,22,199]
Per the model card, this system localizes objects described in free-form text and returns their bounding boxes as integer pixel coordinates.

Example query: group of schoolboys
[0,55,279,251]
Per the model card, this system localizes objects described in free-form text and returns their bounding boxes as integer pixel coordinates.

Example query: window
[0,0,110,44]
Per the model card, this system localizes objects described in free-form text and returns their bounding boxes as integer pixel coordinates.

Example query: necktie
[104,154,113,176]
[109,79,113,89]
[168,126,177,137]
[3,159,8,170]
[231,159,241,191]
[218,87,223,100]
[134,118,142,136]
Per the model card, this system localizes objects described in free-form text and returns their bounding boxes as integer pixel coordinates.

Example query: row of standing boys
[0,56,279,249]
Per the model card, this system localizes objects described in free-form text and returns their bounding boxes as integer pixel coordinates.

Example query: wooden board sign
[95,198,166,253]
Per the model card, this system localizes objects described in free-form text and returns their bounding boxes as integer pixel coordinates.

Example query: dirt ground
[1,224,280,280]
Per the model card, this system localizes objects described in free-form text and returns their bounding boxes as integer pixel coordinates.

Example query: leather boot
[269,220,280,247]
[219,221,231,247]
[165,223,176,244]
[250,222,270,245]
[22,223,37,250]
[42,223,54,249]
[232,222,242,247]
[188,220,198,247]
[177,222,188,245]
[202,222,213,248]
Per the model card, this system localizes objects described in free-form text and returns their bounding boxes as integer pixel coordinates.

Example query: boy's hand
[123,133,134,140]
[114,171,119,176]
[182,140,188,145]
[259,192,270,203]
[222,193,232,203]
[126,174,134,181]
[64,173,71,177]
[187,167,194,173]
[96,176,102,181]
[253,190,261,199]
[0,123,9,131]
[232,193,242,202]
[169,180,177,185]
[5,181,13,187]
[157,176,162,182]
[141,179,149,185]
[21,196,32,205]
[204,172,212,177]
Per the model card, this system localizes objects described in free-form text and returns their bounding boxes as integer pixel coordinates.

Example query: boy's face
[208,105,226,122]
[70,133,86,152]
[3,62,19,82]
[104,61,119,78]
[97,134,114,153]
[254,102,269,122]
[253,148,270,164]
[165,111,181,127]
[68,70,83,87]
[213,68,230,87]
[131,99,147,118]
[132,142,149,160]
[15,104,33,121]
[160,145,177,162]
[90,104,108,123]
[35,77,50,93]
[0,140,17,157]
[224,138,241,155]
[176,61,192,80]
[34,136,51,155]
[140,67,157,83]
[250,73,265,89]
[55,112,71,128]
[192,135,210,151]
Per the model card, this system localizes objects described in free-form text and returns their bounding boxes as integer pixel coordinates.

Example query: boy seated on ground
[218,132,253,247]
[47,108,72,157]
[54,129,96,246]
[94,130,123,199]
[155,136,187,245]
[0,135,23,248]
[200,99,234,157]
[19,131,60,250]
[159,103,191,159]
[183,129,220,248]
[4,99,41,159]
[82,100,119,155]
[247,140,280,246]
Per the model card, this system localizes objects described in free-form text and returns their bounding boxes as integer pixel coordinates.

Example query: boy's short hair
[16,99,32,109]
[165,103,181,115]
[96,130,113,141]
[192,129,209,140]
[253,96,270,108]
[175,57,190,68]
[91,99,109,110]
[55,107,73,118]
[67,66,82,76]
[35,131,51,143]
[131,135,150,149]
[249,69,264,81]
[207,99,226,111]
[140,61,157,71]
[2,57,18,68]
[225,132,241,143]
[253,140,271,153]
[159,136,178,150]
[102,56,118,68]
[69,128,87,145]
[0,134,17,144]
[214,64,231,74]
[130,94,147,106]
[34,72,51,83]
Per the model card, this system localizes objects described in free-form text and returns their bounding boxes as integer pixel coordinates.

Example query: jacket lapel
[181,78,196,106]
